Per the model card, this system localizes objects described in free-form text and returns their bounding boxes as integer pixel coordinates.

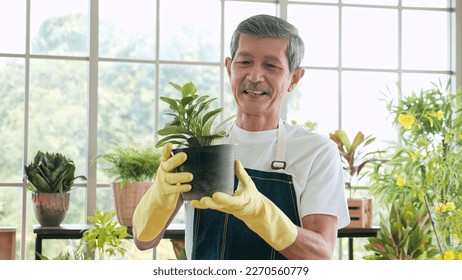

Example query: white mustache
[240,83,271,94]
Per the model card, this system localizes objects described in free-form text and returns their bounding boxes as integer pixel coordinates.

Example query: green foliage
[93,144,161,187]
[24,151,87,193]
[368,80,462,259]
[329,129,385,187]
[364,203,438,260]
[39,210,131,260]
[290,119,318,132]
[156,81,235,148]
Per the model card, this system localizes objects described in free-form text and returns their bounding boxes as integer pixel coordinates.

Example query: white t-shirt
[184,120,350,258]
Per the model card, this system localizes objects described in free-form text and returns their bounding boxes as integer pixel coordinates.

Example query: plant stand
[347,198,372,228]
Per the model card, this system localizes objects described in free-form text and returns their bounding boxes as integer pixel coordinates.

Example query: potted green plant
[39,210,131,260]
[24,151,87,226]
[93,144,161,227]
[156,81,236,200]
[363,203,439,260]
[329,130,385,228]
[366,80,462,259]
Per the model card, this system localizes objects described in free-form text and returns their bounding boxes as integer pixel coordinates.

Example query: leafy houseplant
[39,210,131,260]
[93,144,161,227]
[156,81,236,200]
[24,151,87,226]
[363,203,438,260]
[329,130,385,228]
[329,129,384,190]
[366,80,462,259]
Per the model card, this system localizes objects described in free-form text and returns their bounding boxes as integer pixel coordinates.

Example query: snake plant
[24,151,87,193]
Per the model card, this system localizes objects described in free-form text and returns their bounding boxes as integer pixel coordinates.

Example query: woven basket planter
[112,182,152,227]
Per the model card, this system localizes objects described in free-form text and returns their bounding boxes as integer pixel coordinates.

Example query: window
[0,0,458,260]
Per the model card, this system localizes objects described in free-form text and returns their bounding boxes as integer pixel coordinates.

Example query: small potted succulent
[93,143,161,227]
[156,81,236,200]
[24,151,87,226]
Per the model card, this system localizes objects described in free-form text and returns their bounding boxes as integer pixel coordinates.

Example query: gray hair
[230,14,305,72]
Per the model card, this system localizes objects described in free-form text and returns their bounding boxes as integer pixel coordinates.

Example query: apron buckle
[271,160,286,170]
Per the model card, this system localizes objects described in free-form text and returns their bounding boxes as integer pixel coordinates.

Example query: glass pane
[288,4,338,67]
[343,7,398,69]
[341,71,398,145]
[287,70,339,136]
[28,59,88,178]
[0,58,25,182]
[96,187,114,212]
[30,0,89,56]
[401,73,452,97]
[97,62,156,183]
[402,10,448,70]
[158,64,221,126]
[224,1,277,58]
[99,0,156,59]
[343,0,397,5]
[0,0,26,53]
[402,0,450,8]
[159,0,221,62]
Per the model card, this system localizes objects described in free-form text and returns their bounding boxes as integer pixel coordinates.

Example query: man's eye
[266,64,277,68]
[239,61,251,65]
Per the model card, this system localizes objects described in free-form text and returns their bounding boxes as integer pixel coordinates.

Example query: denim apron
[191,121,301,260]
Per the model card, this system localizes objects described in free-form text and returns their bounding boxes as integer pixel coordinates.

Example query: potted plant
[93,144,161,227]
[329,129,385,228]
[156,81,236,200]
[39,210,131,260]
[24,151,87,226]
[366,80,462,259]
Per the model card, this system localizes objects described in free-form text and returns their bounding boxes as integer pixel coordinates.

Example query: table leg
[35,235,42,260]
[348,238,353,260]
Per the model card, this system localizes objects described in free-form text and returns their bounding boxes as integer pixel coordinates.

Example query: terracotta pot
[112,182,152,227]
[32,193,70,226]
[0,227,16,260]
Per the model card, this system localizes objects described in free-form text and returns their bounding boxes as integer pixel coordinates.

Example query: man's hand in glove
[191,160,298,251]
[133,142,193,243]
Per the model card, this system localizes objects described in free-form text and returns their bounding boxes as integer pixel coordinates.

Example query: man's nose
[246,65,265,83]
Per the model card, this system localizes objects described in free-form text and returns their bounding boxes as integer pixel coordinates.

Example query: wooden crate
[0,227,16,260]
[347,198,372,228]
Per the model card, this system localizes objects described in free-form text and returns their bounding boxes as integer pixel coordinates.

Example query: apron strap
[271,119,286,171]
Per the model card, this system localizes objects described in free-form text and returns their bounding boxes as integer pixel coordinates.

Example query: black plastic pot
[173,144,236,201]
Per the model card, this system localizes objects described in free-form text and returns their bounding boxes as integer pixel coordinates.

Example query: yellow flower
[411,151,420,160]
[459,134,462,140]
[396,175,406,187]
[444,250,455,260]
[435,203,447,214]
[446,201,456,211]
[430,111,444,120]
[398,114,415,129]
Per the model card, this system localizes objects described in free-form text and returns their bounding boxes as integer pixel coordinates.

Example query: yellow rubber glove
[133,143,193,242]
[191,160,298,251]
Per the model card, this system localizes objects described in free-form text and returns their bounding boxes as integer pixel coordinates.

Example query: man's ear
[225,57,232,78]
[288,67,305,92]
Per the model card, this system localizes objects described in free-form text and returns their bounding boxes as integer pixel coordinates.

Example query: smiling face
[226,34,304,131]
